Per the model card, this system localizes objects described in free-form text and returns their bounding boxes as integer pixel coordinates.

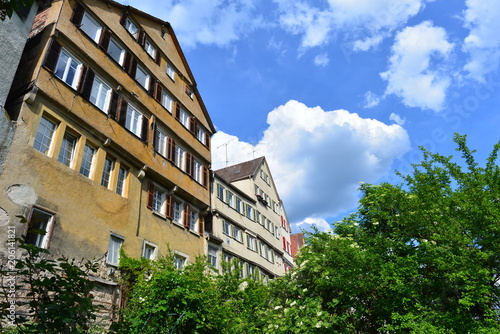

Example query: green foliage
[112,255,270,334]
[0,0,35,20]
[0,217,99,333]
[264,134,500,333]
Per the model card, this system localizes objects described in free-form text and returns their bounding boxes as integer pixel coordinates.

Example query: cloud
[462,0,500,82]
[275,0,430,52]
[294,217,331,233]
[314,53,330,66]
[212,100,410,224]
[389,113,406,125]
[125,0,263,49]
[363,91,381,108]
[380,21,454,112]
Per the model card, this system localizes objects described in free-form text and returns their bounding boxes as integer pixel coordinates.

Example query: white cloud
[389,113,406,125]
[126,0,263,49]
[212,100,410,224]
[363,91,381,108]
[275,0,430,52]
[294,217,331,233]
[380,21,454,112]
[314,53,330,67]
[462,0,500,82]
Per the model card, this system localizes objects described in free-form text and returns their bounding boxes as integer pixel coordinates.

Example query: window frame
[107,234,124,266]
[116,165,128,196]
[33,116,58,156]
[101,156,114,189]
[80,11,102,43]
[107,37,126,66]
[54,48,83,89]
[142,241,158,260]
[90,75,112,113]
[25,206,56,249]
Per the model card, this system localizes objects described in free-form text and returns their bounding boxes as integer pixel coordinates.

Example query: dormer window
[125,18,139,39]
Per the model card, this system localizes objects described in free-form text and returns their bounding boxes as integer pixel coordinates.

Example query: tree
[0,0,35,21]
[264,134,500,333]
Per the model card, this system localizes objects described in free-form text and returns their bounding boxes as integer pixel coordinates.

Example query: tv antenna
[217,138,236,167]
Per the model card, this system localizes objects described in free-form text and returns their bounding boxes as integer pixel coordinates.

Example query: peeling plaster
[5,184,37,206]
[0,208,9,227]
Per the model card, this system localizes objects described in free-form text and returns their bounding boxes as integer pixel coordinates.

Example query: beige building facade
[0,0,215,275]
[207,157,294,279]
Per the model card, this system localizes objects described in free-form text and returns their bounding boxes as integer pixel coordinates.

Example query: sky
[125,0,500,233]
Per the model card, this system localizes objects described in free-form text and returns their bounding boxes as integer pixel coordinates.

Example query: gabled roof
[214,156,265,183]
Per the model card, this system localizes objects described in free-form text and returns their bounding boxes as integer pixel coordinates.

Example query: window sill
[189,229,200,237]
[152,210,166,219]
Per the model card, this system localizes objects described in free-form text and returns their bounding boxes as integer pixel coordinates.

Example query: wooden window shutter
[185,152,193,176]
[141,116,149,142]
[108,91,119,119]
[78,66,95,100]
[198,216,204,236]
[189,116,197,134]
[70,2,85,26]
[154,49,161,65]
[44,39,62,72]
[146,182,154,209]
[165,195,173,219]
[183,205,190,228]
[138,29,146,45]
[202,166,209,187]
[174,102,181,120]
[154,80,162,102]
[148,77,156,96]
[167,137,176,163]
[152,122,158,152]
[98,28,111,51]
[123,52,136,77]
[119,11,128,26]
[117,98,128,125]
[204,133,210,148]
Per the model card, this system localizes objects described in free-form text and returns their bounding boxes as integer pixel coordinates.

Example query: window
[90,76,112,113]
[34,116,57,155]
[193,160,202,184]
[236,197,242,214]
[125,105,143,137]
[101,157,114,188]
[179,108,189,128]
[80,143,96,178]
[173,199,184,225]
[26,207,55,249]
[153,187,166,214]
[160,90,173,112]
[175,146,185,170]
[232,225,242,242]
[247,264,256,278]
[107,234,123,266]
[80,12,102,43]
[143,242,157,260]
[54,49,82,89]
[57,131,77,167]
[223,220,230,235]
[189,209,198,232]
[107,38,125,65]
[145,40,157,59]
[166,63,175,81]
[247,234,256,251]
[125,18,138,38]
[197,127,206,143]
[154,126,167,156]
[174,253,187,269]
[246,204,254,220]
[227,192,234,207]
[185,85,194,99]
[135,64,150,89]
[116,166,128,196]
[217,184,224,200]
[208,246,218,268]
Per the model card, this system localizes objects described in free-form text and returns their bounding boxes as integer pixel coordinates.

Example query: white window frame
[90,75,112,113]
[208,245,218,269]
[80,11,102,43]
[34,116,57,155]
[142,241,158,260]
[189,208,198,232]
[107,234,123,266]
[172,199,184,225]
[125,104,143,137]
[227,191,234,208]
[116,165,128,196]
[174,251,188,270]
[179,108,189,128]
[160,89,173,112]
[175,145,185,170]
[154,126,167,156]
[101,157,114,189]
[54,49,82,89]
[125,18,138,38]
[193,159,202,184]
[166,63,175,81]
[26,207,55,249]
[57,131,77,167]
[107,37,125,65]
[223,220,230,235]
[145,39,157,59]
[247,234,256,251]
[232,225,242,242]
[79,142,96,178]
[135,64,150,90]
[217,184,225,200]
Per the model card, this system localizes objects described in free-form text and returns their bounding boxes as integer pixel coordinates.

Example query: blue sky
[126,0,500,233]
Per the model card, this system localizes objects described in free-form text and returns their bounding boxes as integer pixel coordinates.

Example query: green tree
[0,0,35,20]
[264,134,500,333]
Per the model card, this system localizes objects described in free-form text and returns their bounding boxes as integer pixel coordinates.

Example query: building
[206,157,294,280]
[290,232,305,258]
[1,0,215,290]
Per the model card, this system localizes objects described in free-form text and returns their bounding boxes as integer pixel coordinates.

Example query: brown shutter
[148,77,155,96]
[204,133,210,148]
[141,116,148,142]
[118,98,128,125]
[109,91,119,119]
[152,122,158,152]
[154,81,162,102]
[147,182,154,209]
[138,29,146,45]
[174,102,180,120]
[183,205,190,228]
[70,2,85,26]
[119,11,128,26]
[189,116,197,134]
[202,166,209,188]
[165,195,173,219]
[99,28,111,51]
[185,152,193,176]
[78,66,94,100]
[154,50,161,65]
[44,39,62,72]
[123,51,136,77]
[198,216,204,235]
[167,137,175,163]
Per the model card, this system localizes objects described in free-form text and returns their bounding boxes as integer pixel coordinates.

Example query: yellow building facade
[1,0,215,272]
